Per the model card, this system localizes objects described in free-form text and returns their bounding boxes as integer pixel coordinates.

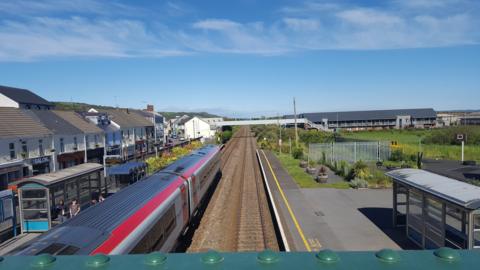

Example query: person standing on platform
[56,200,69,223]
[69,199,81,217]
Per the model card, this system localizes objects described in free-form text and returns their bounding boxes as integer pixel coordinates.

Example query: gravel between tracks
[187,126,278,252]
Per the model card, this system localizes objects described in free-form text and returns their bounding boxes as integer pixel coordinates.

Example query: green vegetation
[146,141,203,174]
[341,126,480,162]
[217,130,233,144]
[53,101,115,111]
[275,153,350,189]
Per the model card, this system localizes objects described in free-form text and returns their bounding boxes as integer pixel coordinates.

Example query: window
[21,141,28,158]
[39,139,44,156]
[473,215,480,248]
[9,143,16,159]
[94,134,98,145]
[73,137,78,149]
[60,138,65,153]
[85,135,89,149]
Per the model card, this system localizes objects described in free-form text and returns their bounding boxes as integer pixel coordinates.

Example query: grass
[274,153,350,189]
[341,129,480,162]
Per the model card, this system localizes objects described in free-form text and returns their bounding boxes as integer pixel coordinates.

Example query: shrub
[390,149,405,162]
[292,146,304,159]
[353,160,370,179]
[349,178,369,189]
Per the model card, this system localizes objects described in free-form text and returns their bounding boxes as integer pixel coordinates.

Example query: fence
[309,141,391,164]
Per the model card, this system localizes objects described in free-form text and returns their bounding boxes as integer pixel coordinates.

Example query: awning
[107,162,147,176]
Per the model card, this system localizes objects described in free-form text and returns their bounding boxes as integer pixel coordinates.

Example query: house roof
[0,107,52,139]
[297,108,436,123]
[52,110,103,134]
[386,169,480,210]
[0,85,52,106]
[99,109,152,128]
[23,110,83,135]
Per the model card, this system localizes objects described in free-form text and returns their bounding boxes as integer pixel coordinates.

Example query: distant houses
[0,85,166,191]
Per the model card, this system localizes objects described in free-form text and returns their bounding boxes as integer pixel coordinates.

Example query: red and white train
[14,145,221,255]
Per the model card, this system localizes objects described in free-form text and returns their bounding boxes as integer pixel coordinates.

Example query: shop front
[30,156,51,176]
[1,161,28,190]
[87,148,104,164]
[57,151,85,170]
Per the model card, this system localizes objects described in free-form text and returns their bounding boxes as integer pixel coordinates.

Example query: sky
[0,0,479,117]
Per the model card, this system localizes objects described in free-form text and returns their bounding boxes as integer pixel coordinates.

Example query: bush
[292,146,304,159]
[220,130,233,143]
[353,160,370,179]
[349,178,369,189]
[390,149,405,162]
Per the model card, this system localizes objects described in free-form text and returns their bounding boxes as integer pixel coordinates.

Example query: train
[12,144,221,255]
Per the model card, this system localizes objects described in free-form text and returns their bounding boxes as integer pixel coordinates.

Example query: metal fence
[308,141,391,164]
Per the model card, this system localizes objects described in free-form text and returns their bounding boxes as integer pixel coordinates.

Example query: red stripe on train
[90,148,218,255]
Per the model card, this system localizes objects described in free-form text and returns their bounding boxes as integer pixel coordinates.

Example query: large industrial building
[297,108,437,131]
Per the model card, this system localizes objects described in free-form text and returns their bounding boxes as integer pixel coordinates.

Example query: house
[0,108,53,190]
[53,110,105,164]
[167,115,190,138]
[136,105,166,151]
[82,110,122,157]
[0,85,53,110]
[23,110,87,170]
[183,116,217,140]
[202,117,224,125]
[97,109,153,160]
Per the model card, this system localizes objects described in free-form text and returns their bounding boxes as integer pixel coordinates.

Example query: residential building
[202,117,224,125]
[23,110,87,170]
[167,115,190,138]
[184,116,217,140]
[296,108,437,131]
[97,109,153,160]
[0,108,53,190]
[0,85,53,110]
[83,110,122,156]
[137,105,166,151]
[53,110,105,163]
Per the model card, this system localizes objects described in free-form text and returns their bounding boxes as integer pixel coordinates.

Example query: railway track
[187,126,278,252]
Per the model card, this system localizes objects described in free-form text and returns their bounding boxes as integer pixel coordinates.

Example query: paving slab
[258,150,414,251]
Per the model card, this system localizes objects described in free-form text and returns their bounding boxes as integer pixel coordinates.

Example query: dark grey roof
[23,110,83,135]
[298,108,436,123]
[0,85,52,106]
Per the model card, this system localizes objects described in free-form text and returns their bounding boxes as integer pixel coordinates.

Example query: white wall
[184,117,216,139]
[85,133,105,149]
[0,94,19,108]
[54,134,86,154]
[0,136,53,164]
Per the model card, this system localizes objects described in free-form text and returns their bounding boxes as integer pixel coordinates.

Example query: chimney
[147,104,154,112]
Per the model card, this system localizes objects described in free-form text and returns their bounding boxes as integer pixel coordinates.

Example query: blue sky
[0,0,479,117]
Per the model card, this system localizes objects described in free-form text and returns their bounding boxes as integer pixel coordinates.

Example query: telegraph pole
[293,97,298,146]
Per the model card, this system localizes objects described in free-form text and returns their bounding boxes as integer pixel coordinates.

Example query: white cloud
[0,0,479,61]
[0,17,188,61]
[336,9,404,26]
[193,19,241,31]
[283,18,320,32]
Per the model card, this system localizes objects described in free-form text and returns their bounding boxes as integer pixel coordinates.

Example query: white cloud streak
[0,0,479,61]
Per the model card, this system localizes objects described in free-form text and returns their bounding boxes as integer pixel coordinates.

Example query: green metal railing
[1,248,477,269]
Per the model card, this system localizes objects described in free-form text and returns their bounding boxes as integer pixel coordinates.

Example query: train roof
[13,145,219,255]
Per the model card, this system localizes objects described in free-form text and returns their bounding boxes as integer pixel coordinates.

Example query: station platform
[0,233,41,255]
[257,150,403,252]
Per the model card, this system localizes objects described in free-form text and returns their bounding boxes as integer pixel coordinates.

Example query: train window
[130,204,176,254]
[36,243,65,255]
[57,245,80,255]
